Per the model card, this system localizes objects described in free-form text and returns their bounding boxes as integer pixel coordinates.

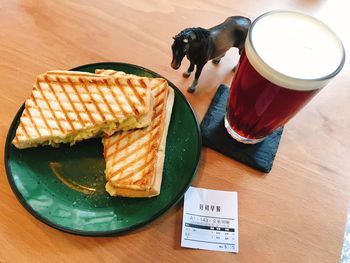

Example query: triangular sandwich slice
[101,70,174,197]
[12,70,153,149]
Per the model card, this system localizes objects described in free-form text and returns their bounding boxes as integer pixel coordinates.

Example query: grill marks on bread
[102,70,170,192]
[12,70,152,148]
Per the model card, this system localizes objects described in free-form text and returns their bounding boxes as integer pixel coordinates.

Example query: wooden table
[1,1,349,262]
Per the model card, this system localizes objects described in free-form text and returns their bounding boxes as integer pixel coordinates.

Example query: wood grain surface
[0,0,349,262]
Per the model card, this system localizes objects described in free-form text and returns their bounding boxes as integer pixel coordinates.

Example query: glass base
[224,115,265,144]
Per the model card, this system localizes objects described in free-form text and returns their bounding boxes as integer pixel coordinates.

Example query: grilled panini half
[101,70,174,197]
[12,70,153,149]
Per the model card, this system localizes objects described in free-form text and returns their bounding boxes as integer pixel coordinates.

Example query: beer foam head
[245,10,345,91]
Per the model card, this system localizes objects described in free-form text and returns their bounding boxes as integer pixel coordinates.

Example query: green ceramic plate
[5,62,201,236]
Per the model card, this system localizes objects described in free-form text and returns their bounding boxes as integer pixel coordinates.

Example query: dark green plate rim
[4,62,202,236]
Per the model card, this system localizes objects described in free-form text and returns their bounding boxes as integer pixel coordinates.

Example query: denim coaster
[200,84,283,173]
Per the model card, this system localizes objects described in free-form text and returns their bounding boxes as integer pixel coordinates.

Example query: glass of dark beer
[225,11,345,144]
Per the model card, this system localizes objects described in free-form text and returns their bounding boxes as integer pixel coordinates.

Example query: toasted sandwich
[100,70,174,197]
[12,70,153,149]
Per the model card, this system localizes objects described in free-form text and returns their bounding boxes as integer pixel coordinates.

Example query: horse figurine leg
[233,63,238,72]
[232,47,243,71]
[188,63,205,93]
[183,63,194,78]
[212,53,226,64]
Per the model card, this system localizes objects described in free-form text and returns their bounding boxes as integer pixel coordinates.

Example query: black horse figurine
[171,16,251,93]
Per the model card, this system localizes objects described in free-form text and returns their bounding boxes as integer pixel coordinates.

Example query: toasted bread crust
[12,70,153,149]
[101,70,174,197]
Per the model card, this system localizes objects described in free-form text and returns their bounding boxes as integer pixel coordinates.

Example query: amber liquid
[226,50,320,140]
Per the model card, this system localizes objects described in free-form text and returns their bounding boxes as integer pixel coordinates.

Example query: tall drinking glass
[225,10,345,144]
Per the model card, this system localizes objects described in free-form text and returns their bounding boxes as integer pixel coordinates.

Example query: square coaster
[200,84,283,173]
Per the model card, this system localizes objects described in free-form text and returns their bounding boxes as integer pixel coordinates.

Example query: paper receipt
[181,187,238,253]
